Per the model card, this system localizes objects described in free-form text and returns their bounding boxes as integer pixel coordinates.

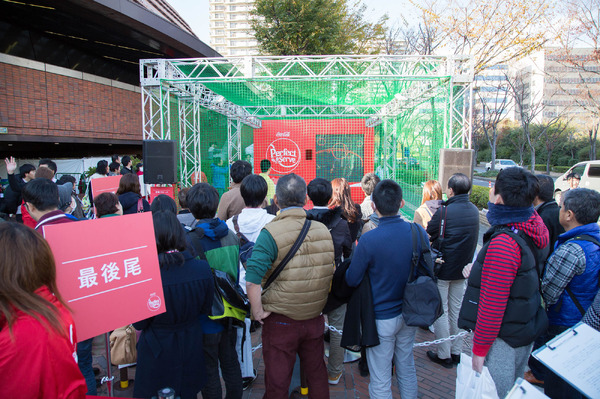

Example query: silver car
[485,159,518,171]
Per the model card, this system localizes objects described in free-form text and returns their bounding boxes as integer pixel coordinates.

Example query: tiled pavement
[242,326,468,399]
[102,325,469,398]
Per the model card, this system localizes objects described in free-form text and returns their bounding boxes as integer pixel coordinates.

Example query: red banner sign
[43,213,165,342]
[90,175,122,199]
[254,119,374,204]
[150,186,175,203]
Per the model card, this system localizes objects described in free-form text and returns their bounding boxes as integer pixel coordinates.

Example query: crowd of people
[1,153,599,399]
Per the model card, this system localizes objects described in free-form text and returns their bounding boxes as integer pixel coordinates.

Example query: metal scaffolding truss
[144,55,470,82]
[140,54,474,184]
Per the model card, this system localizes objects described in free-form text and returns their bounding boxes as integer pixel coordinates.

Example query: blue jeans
[77,337,96,395]
[366,315,417,399]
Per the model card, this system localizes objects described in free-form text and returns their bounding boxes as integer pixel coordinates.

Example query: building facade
[209,0,259,57]
[512,48,600,129]
[0,0,219,159]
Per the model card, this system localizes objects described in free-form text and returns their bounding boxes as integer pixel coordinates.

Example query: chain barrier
[250,324,470,352]
[412,331,470,347]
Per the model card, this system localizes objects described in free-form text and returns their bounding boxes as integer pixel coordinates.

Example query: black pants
[201,327,243,399]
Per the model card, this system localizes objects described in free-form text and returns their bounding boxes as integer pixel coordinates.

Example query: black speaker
[143,140,177,184]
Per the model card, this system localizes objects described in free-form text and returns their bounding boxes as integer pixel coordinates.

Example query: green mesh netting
[145,57,466,219]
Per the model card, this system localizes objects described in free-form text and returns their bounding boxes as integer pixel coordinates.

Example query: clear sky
[168,0,413,45]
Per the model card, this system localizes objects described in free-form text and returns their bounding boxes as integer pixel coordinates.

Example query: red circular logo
[266,138,301,173]
[147,293,162,312]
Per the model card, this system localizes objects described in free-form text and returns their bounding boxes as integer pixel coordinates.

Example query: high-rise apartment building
[513,48,600,129]
[209,0,259,56]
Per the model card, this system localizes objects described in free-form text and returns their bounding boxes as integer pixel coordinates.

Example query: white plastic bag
[455,353,499,399]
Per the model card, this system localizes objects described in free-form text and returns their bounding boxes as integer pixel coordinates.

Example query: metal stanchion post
[104,332,114,397]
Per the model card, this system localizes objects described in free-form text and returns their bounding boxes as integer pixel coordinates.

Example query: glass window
[588,166,600,177]
[316,134,364,182]
[568,164,586,179]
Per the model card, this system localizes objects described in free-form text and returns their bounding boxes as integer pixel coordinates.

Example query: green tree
[251,0,387,55]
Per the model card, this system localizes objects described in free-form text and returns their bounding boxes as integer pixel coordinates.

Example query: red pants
[262,313,329,399]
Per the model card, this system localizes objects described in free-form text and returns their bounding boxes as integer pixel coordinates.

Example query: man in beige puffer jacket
[246,173,335,399]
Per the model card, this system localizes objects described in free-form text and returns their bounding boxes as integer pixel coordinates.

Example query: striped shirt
[472,213,548,356]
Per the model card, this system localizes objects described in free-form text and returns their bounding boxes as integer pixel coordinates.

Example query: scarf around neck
[486,202,534,226]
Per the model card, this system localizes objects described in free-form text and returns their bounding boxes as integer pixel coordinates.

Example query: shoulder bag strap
[409,223,419,282]
[438,205,447,244]
[263,219,312,291]
[563,234,600,315]
[565,286,586,316]
[410,222,435,281]
[233,214,241,234]
[571,234,600,249]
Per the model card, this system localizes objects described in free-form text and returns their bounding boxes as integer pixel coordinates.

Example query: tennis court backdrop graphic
[140,55,473,218]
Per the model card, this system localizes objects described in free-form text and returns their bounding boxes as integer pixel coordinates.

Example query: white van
[555,161,600,200]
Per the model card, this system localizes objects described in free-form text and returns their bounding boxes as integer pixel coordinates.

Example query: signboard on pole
[43,213,165,342]
[150,186,175,203]
[90,175,122,199]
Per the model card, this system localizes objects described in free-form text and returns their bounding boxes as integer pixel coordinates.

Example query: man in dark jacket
[426,173,479,368]
[307,178,353,265]
[306,178,352,384]
[535,174,564,260]
[525,174,565,386]
[185,183,243,399]
[120,155,134,175]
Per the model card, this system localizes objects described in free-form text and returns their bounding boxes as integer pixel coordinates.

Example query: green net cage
[140,55,473,218]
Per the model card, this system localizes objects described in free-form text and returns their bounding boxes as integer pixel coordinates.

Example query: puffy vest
[547,224,600,327]
[261,208,335,320]
[458,226,548,348]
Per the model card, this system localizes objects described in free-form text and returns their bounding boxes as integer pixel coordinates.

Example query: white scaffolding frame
[140,55,474,184]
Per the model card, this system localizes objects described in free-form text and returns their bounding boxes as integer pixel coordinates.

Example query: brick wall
[0,62,142,142]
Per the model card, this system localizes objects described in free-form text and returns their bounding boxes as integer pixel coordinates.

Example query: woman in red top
[0,223,87,399]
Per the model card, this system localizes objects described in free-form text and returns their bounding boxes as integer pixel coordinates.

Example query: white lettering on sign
[100,376,115,384]
[275,131,290,137]
[124,257,142,277]
[78,267,99,289]
[266,138,301,173]
[101,262,120,283]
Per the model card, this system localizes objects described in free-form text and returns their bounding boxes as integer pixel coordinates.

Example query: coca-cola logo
[147,292,162,312]
[267,138,301,173]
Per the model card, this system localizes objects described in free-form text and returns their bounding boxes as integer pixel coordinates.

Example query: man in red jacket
[458,167,549,398]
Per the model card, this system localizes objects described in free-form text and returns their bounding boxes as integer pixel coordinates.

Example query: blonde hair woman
[413,180,443,229]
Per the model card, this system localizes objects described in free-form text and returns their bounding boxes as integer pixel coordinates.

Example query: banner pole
[104,332,114,397]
